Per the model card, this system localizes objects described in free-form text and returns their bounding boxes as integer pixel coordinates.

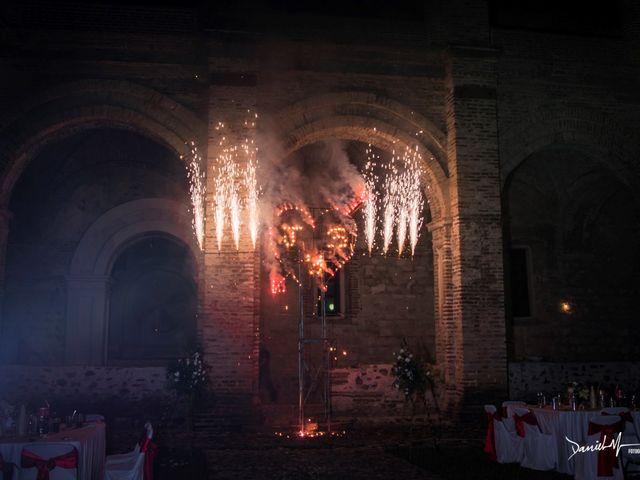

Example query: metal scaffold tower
[297,209,333,436]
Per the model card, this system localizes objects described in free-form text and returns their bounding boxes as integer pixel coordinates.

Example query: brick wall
[0,0,638,423]
[509,362,640,402]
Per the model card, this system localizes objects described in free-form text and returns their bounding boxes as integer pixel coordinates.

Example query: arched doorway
[258,139,436,408]
[503,145,640,361]
[0,127,197,365]
[108,234,197,363]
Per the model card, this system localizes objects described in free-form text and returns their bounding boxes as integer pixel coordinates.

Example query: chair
[602,408,640,478]
[574,415,624,480]
[484,405,498,461]
[0,452,15,480]
[501,400,526,432]
[21,444,78,480]
[105,422,156,480]
[485,405,524,464]
[601,408,637,438]
[513,407,557,471]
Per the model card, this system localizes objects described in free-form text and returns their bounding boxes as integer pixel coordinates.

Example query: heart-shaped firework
[271,203,358,292]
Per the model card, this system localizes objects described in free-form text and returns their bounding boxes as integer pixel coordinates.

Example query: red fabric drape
[483,411,497,461]
[587,420,624,477]
[21,448,78,480]
[141,437,157,480]
[514,411,538,438]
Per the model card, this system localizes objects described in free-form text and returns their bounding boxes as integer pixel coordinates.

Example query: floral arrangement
[166,350,208,397]
[391,341,432,401]
[568,381,590,403]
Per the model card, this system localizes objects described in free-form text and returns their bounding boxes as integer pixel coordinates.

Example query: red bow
[141,437,157,480]
[588,420,624,477]
[21,448,78,480]
[483,411,498,461]
[514,411,538,438]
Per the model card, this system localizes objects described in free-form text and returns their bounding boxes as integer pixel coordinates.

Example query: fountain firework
[381,160,398,255]
[242,112,260,249]
[211,114,261,252]
[406,154,424,256]
[362,148,378,256]
[184,141,206,251]
[364,144,427,257]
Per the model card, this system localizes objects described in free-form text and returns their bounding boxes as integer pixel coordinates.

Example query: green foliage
[391,341,432,400]
[166,350,208,397]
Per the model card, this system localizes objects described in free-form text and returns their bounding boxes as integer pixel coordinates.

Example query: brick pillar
[201,73,260,397]
[429,219,458,409]
[443,46,508,412]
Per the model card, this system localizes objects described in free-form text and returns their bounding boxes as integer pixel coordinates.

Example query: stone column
[65,275,111,366]
[443,46,508,413]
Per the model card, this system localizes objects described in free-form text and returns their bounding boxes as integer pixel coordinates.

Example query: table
[0,423,105,480]
[507,405,640,475]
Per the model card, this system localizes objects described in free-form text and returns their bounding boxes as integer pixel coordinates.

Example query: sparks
[382,159,398,255]
[212,114,262,251]
[185,141,206,250]
[396,170,410,256]
[407,154,425,256]
[244,156,259,249]
[242,112,260,249]
[363,148,378,256]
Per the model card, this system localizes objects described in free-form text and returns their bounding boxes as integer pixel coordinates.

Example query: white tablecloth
[507,405,640,475]
[0,423,105,480]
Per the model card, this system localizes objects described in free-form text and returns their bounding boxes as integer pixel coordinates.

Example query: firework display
[269,203,358,293]
[191,115,428,295]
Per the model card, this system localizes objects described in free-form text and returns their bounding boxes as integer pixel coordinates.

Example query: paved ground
[205,446,438,480]
[156,431,573,480]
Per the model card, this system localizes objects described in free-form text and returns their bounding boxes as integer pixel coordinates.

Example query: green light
[328,303,335,312]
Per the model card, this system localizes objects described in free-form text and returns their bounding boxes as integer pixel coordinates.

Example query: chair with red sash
[602,408,640,478]
[104,421,157,480]
[513,407,556,471]
[484,405,499,461]
[20,444,78,480]
[574,414,624,480]
[501,401,526,432]
[485,404,524,464]
[1,452,16,480]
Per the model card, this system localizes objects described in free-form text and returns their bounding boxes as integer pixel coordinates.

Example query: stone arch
[0,79,206,205]
[500,106,639,197]
[66,198,198,365]
[271,92,450,222]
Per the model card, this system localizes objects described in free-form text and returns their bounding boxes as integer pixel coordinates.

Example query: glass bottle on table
[37,406,49,437]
